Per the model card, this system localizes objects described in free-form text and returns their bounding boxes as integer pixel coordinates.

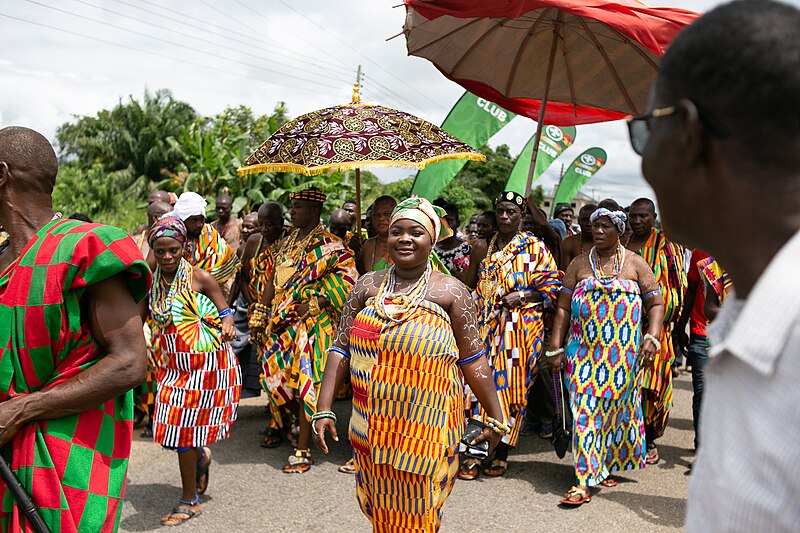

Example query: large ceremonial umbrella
[403,0,698,195]
[236,86,485,230]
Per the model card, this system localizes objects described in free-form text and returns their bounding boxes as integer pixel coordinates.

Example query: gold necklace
[274,224,322,290]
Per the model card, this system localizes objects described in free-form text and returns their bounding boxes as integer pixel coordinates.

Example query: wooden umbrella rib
[407,16,485,55]
[609,26,659,71]
[504,9,549,96]
[450,18,509,79]
[576,17,638,114]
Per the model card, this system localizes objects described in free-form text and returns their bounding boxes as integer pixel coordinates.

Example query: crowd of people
[0,1,798,532]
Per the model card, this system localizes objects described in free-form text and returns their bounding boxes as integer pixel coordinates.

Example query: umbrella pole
[524,12,563,206]
[355,168,362,234]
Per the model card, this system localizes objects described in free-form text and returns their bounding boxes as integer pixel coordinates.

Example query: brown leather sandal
[482,459,508,477]
[457,458,480,481]
[559,486,592,506]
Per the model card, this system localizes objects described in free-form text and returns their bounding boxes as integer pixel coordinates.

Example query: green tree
[56,88,196,182]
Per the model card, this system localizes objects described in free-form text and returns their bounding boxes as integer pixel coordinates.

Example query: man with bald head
[211,192,243,253]
[631,2,800,529]
[134,200,172,259]
[0,126,151,532]
[149,189,171,205]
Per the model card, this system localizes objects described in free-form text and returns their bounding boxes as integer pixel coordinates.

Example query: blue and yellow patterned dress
[565,276,646,486]
[348,296,463,532]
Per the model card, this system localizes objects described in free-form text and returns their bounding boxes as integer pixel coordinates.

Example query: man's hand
[0,395,31,447]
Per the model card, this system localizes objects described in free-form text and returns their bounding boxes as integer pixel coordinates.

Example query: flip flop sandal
[338,458,357,474]
[283,449,313,474]
[482,459,508,478]
[457,458,480,481]
[161,505,202,526]
[600,478,618,487]
[559,486,592,506]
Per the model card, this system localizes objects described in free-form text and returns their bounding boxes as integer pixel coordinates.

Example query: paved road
[120,372,696,532]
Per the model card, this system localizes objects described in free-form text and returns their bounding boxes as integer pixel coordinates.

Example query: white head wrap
[171,192,207,221]
[590,207,627,234]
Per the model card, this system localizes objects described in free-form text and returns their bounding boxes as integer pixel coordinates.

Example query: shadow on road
[603,491,687,529]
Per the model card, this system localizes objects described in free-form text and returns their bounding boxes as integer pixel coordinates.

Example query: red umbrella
[403,0,699,195]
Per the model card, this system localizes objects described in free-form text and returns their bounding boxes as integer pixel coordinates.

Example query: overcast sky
[2,0,767,207]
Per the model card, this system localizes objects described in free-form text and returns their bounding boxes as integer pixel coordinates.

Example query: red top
[688,249,710,336]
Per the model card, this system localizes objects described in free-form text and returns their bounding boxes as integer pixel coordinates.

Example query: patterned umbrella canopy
[172,290,223,353]
[236,86,485,177]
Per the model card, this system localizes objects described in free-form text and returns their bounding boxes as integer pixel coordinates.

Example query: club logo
[580,153,597,166]
[545,126,563,142]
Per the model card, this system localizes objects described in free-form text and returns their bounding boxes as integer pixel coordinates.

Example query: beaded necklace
[589,244,626,282]
[374,261,432,323]
[274,224,323,290]
[149,257,192,326]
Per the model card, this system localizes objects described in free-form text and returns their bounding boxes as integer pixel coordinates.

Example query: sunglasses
[626,102,729,156]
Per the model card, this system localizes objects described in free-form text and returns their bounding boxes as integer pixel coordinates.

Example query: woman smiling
[313,197,506,532]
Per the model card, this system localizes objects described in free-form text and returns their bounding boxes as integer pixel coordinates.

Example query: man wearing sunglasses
[628,1,800,531]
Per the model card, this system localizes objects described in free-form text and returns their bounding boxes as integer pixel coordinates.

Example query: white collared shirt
[686,230,800,532]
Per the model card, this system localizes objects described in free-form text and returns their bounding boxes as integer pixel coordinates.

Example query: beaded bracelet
[328,346,351,360]
[484,416,511,436]
[545,347,565,358]
[643,333,662,351]
[310,410,337,435]
[457,350,485,366]
[218,307,234,319]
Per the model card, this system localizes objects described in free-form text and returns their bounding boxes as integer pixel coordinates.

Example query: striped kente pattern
[261,231,357,422]
[349,298,463,479]
[472,231,561,446]
[152,322,241,448]
[354,445,459,533]
[185,223,240,285]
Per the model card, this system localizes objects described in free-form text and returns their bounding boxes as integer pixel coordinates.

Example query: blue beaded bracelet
[328,346,351,359]
[458,350,485,365]
[218,307,235,319]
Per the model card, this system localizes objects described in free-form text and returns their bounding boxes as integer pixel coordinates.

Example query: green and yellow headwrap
[390,196,454,244]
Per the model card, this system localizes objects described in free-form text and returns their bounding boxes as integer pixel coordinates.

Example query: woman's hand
[637,336,658,368]
[548,351,565,373]
[312,418,338,454]
[221,315,235,341]
[470,426,502,453]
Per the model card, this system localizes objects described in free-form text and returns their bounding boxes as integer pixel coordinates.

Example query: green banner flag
[411,92,515,200]
[551,147,608,214]
[505,125,577,195]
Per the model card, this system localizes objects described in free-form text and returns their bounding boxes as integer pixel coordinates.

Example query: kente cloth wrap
[135,321,163,416]
[236,104,485,177]
[151,323,241,448]
[472,232,561,446]
[147,216,186,248]
[566,276,646,485]
[390,197,453,243]
[148,263,241,447]
[354,445,459,533]
[211,218,242,254]
[348,298,465,475]
[638,228,686,439]
[0,219,150,533]
[289,187,327,203]
[246,236,279,304]
[185,223,240,285]
[697,256,732,304]
[260,229,357,422]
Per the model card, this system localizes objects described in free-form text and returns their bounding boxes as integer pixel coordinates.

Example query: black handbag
[460,418,489,459]
[551,370,572,459]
